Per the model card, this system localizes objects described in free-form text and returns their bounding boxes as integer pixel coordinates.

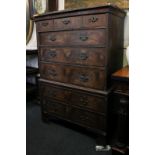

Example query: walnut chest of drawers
[35,5,126,145]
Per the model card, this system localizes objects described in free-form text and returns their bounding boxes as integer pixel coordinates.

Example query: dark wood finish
[40,82,70,103]
[35,5,126,147]
[40,78,111,95]
[37,14,108,32]
[42,98,67,118]
[69,107,106,130]
[40,82,107,114]
[40,62,106,90]
[83,14,108,28]
[110,66,129,154]
[37,20,54,32]
[39,29,106,46]
[34,5,125,21]
[35,5,125,91]
[40,47,106,67]
[70,92,107,114]
[54,16,82,30]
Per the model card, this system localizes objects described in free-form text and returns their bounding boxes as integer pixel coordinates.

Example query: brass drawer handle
[79,35,88,41]
[47,69,57,77]
[47,51,57,57]
[42,22,49,26]
[62,19,70,25]
[79,53,88,60]
[48,35,56,41]
[89,16,98,23]
[79,75,89,82]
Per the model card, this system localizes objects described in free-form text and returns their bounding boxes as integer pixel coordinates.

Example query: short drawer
[40,47,106,67]
[39,29,106,46]
[70,92,107,114]
[36,20,54,32]
[42,98,67,118]
[69,107,106,130]
[40,63,106,90]
[83,14,108,28]
[40,83,70,102]
[54,16,82,30]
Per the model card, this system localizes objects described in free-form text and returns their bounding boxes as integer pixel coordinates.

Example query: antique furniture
[111,66,129,154]
[34,5,126,148]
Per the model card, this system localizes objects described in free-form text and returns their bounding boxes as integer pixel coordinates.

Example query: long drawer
[40,47,106,67]
[39,29,106,46]
[70,91,107,114]
[40,82,107,114]
[41,97,106,130]
[40,62,106,90]
[69,107,106,130]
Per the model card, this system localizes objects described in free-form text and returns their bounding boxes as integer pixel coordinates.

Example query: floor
[26,100,112,155]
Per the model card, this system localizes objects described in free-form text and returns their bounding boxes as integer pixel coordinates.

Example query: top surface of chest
[34,5,125,20]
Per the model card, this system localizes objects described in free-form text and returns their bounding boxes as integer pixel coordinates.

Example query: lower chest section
[40,81,109,132]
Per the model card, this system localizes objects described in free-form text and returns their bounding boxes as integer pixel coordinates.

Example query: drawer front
[54,16,81,30]
[40,63,106,90]
[69,107,106,130]
[40,83,70,102]
[39,29,106,46]
[70,92,107,114]
[83,14,107,28]
[40,47,106,67]
[42,98,67,118]
[36,20,54,32]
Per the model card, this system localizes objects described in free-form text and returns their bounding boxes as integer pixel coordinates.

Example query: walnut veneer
[34,5,126,146]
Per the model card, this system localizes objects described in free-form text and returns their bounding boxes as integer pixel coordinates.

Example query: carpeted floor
[26,100,112,155]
